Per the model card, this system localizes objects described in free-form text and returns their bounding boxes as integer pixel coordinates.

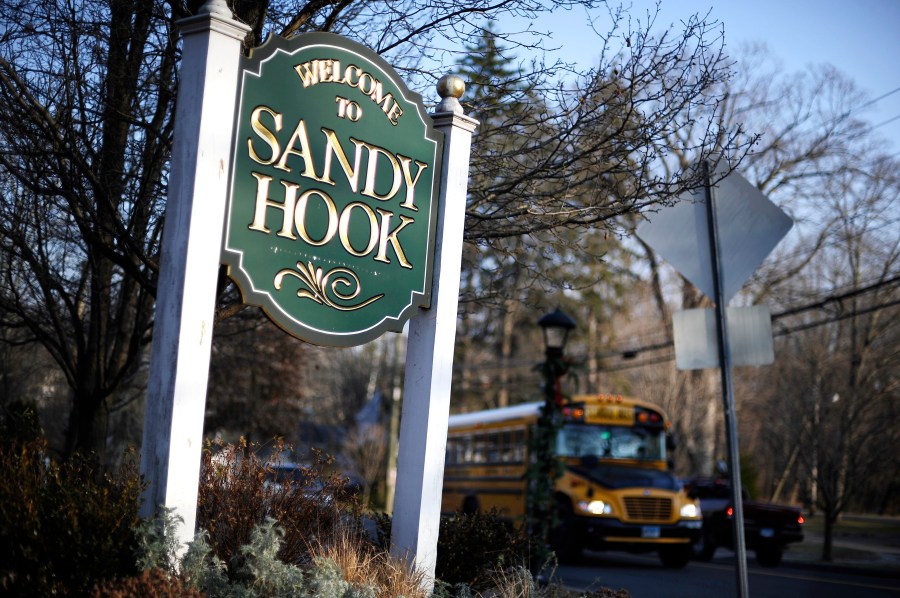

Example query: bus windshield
[556,423,665,462]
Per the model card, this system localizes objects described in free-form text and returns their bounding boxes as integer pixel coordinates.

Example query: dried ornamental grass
[309,523,430,598]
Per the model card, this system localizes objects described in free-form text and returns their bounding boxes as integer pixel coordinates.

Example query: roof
[447,401,543,429]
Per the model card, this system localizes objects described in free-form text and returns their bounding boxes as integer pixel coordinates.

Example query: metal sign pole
[703,160,750,598]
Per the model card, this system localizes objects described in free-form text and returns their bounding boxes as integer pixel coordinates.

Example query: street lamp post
[539,308,577,408]
[529,307,576,574]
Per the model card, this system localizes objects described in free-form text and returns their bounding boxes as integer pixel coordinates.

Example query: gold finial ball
[437,74,465,100]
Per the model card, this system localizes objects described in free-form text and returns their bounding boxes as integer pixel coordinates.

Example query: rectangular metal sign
[673,305,775,370]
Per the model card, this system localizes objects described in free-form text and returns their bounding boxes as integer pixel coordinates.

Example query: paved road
[555,551,900,598]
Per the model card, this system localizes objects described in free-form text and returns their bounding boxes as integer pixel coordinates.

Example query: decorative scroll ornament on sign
[274,261,384,311]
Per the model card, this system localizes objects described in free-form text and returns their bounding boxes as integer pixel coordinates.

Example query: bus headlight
[680,503,702,518]
[578,500,613,515]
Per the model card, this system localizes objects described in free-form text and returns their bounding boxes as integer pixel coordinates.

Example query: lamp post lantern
[538,307,576,409]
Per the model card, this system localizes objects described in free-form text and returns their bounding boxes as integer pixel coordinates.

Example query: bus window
[462,435,474,463]
[486,433,500,463]
[472,436,486,463]
[498,431,513,462]
[512,430,526,462]
[556,424,666,462]
[445,438,455,465]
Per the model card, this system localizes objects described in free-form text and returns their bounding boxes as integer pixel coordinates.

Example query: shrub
[374,509,530,591]
[128,511,425,598]
[91,568,205,598]
[0,441,143,595]
[196,439,362,575]
[436,510,530,590]
[0,400,43,446]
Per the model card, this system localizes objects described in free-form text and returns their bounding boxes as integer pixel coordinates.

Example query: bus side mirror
[666,433,676,451]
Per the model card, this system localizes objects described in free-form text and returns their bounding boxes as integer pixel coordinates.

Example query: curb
[780,556,900,580]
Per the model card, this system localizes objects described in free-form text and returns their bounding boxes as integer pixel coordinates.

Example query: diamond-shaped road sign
[636,161,793,304]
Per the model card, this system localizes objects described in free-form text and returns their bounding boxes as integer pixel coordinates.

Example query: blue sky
[504,0,900,152]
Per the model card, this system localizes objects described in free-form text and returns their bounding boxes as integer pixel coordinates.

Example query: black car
[684,477,804,567]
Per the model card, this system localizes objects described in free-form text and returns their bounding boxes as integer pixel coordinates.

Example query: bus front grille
[623,496,672,521]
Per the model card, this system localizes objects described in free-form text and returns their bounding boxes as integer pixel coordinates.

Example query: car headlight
[577,500,613,515]
[680,503,702,518]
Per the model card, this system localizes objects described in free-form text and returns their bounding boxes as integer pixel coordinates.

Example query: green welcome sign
[222,33,444,346]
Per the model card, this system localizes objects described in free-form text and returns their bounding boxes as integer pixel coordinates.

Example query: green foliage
[0,440,143,595]
[181,529,231,595]
[305,555,378,598]
[129,514,387,598]
[234,518,306,596]
[133,508,232,594]
[457,22,530,125]
[524,402,565,570]
[134,506,183,573]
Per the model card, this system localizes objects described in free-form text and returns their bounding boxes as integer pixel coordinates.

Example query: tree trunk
[822,509,837,562]
[64,388,107,459]
[497,298,517,408]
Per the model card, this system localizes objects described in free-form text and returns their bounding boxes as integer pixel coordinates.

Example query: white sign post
[139,0,249,546]
[390,80,477,590]
[139,3,476,587]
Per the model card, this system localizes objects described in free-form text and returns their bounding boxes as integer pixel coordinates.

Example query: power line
[852,86,900,114]
[847,87,900,114]
[773,274,900,318]
[872,113,900,130]
[451,276,900,375]
[772,297,900,338]
[589,274,900,366]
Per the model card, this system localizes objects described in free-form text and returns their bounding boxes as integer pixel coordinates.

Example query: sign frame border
[220,32,445,347]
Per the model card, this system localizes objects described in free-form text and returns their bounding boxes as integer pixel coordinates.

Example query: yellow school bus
[442,394,702,567]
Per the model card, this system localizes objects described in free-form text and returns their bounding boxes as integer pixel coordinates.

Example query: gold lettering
[247,106,282,165]
[368,81,389,107]
[360,142,402,201]
[386,102,403,126]
[358,72,376,96]
[293,59,403,124]
[318,59,336,83]
[374,209,414,268]
[344,64,362,87]
[294,189,338,246]
[368,81,401,123]
[320,128,364,191]
[248,172,298,239]
[338,202,379,257]
[294,61,319,87]
[397,155,427,211]
[275,120,320,179]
